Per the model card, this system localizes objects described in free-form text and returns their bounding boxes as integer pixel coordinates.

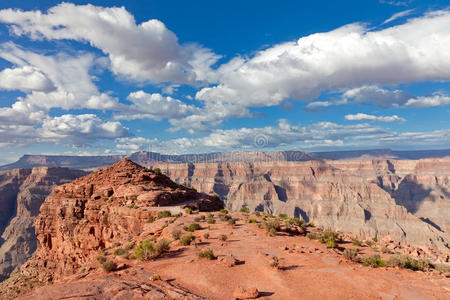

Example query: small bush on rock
[102,261,117,272]
[157,210,172,219]
[387,254,430,271]
[198,249,215,260]
[172,229,182,240]
[343,248,359,261]
[360,255,385,268]
[219,234,228,241]
[133,239,170,260]
[114,248,126,256]
[180,234,195,246]
[185,223,201,232]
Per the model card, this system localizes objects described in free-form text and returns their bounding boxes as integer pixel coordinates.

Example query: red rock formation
[0,167,86,281]
[20,158,222,281]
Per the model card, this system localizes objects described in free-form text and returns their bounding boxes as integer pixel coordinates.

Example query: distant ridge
[1,148,450,171]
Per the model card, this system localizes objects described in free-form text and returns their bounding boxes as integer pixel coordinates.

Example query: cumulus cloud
[197,10,450,107]
[0,66,55,92]
[114,91,198,121]
[0,43,120,110]
[345,113,406,122]
[0,3,220,84]
[38,114,130,145]
[403,93,450,108]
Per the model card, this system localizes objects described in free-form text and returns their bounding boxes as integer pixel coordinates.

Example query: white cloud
[382,9,415,25]
[345,113,406,122]
[196,10,450,107]
[0,43,120,110]
[403,93,450,108]
[118,119,450,154]
[0,66,55,92]
[0,101,46,126]
[114,91,198,121]
[342,85,411,108]
[38,114,130,145]
[379,0,411,6]
[0,3,220,84]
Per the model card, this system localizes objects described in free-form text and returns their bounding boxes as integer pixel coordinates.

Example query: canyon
[0,167,87,281]
[0,158,448,299]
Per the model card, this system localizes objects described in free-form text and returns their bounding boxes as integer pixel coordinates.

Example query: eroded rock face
[156,158,450,261]
[0,167,86,281]
[20,159,222,281]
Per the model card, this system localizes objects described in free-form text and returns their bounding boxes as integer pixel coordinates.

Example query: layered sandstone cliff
[0,167,86,281]
[20,158,222,281]
[155,158,450,261]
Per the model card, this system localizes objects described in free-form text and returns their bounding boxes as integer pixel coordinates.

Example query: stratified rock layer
[0,167,86,281]
[156,158,450,261]
[21,158,222,281]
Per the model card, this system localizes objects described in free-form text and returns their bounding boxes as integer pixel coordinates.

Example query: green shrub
[185,223,201,232]
[153,168,161,175]
[326,239,337,248]
[365,240,374,246]
[351,238,362,246]
[147,216,156,223]
[180,234,195,246]
[264,219,281,235]
[248,218,257,223]
[387,254,430,271]
[219,209,228,214]
[207,218,216,224]
[286,218,303,227]
[240,207,250,213]
[157,210,172,219]
[278,213,288,220]
[372,237,378,243]
[102,261,117,272]
[432,263,450,273]
[343,248,359,261]
[254,211,261,217]
[228,218,236,225]
[207,213,214,218]
[185,207,192,214]
[360,255,386,268]
[114,248,126,256]
[172,229,182,240]
[133,239,170,260]
[113,242,121,247]
[203,232,210,239]
[96,255,106,263]
[198,249,215,260]
[219,234,228,241]
[318,229,339,244]
[194,217,202,222]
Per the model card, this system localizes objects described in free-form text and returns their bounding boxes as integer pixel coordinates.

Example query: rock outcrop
[155,158,450,262]
[20,158,222,281]
[0,167,86,281]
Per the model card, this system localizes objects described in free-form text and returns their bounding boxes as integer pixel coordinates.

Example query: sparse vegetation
[157,210,172,219]
[102,261,117,272]
[317,229,339,248]
[114,248,126,256]
[270,256,280,269]
[343,248,359,261]
[133,239,170,260]
[172,229,182,240]
[228,218,236,225]
[386,254,430,271]
[278,213,288,220]
[198,249,215,260]
[381,247,393,254]
[351,238,362,246]
[264,219,281,235]
[360,255,386,268]
[219,234,228,241]
[96,255,106,263]
[153,168,161,175]
[207,218,216,224]
[185,223,201,232]
[248,218,257,223]
[203,232,210,239]
[185,207,192,214]
[180,234,195,246]
[240,207,250,213]
[219,209,228,214]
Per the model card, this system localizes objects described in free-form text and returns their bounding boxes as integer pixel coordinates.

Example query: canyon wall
[155,158,450,261]
[0,167,86,281]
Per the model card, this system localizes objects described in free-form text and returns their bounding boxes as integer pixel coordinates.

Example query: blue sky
[0,0,449,163]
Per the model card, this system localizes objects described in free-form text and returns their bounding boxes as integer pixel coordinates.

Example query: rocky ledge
[18,158,222,282]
